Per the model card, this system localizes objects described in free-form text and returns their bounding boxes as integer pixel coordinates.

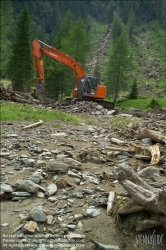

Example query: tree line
[1,0,166,103]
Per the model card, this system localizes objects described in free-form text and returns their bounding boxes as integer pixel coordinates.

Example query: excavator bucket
[31,84,47,101]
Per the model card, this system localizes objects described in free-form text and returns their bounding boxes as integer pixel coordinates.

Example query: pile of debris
[1,117,166,249]
[0,87,34,104]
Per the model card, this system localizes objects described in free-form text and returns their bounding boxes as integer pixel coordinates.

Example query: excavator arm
[32,38,85,90]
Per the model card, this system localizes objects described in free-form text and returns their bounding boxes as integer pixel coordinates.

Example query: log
[137,129,166,144]
[22,120,43,130]
[110,138,125,145]
[118,199,145,215]
[11,95,29,103]
[131,143,160,165]
[105,145,135,153]
[117,165,166,232]
[118,163,156,192]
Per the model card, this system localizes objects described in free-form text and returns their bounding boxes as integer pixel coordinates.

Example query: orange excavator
[32,38,114,109]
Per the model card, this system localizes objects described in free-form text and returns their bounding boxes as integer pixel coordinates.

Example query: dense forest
[1,0,166,101]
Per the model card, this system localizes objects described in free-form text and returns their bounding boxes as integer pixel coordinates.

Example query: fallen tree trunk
[136,129,166,144]
[117,164,166,232]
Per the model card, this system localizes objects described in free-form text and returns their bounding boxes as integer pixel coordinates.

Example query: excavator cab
[77,76,98,97]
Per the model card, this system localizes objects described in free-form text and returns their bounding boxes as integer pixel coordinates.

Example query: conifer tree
[7,4,32,92]
[127,8,136,39]
[1,0,14,78]
[105,33,132,104]
[128,78,138,99]
[61,17,91,65]
[112,12,124,43]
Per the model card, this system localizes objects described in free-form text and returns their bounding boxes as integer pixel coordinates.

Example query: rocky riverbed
[1,104,166,250]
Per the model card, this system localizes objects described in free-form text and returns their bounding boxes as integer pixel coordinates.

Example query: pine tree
[0,0,14,78]
[127,8,136,39]
[105,33,132,104]
[107,0,115,23]
[128,78,138,99]
[7,4,32,92]
[61,17,91,65]
[112,12,124,43]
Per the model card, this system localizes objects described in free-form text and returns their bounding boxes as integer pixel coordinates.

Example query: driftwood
[22,120,43,130]
[105,143,161,165]
[137,129,166,144]
[105,145,135,152]
[117,163,166,232]
[125,124,166,144]
[131,143,160,165]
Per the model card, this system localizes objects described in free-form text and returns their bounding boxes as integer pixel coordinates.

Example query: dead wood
[136,129,166,144]
[117,163,156,192]
[0,87,34,104]
[117,164,166,232]
[105,145,135,152]
[117,199,145,214]
[131,143,160,165]
[105,142,160,165]
[22,120,43,130]
[11,95,30,103]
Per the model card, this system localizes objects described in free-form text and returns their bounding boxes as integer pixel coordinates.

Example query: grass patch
[109,116,140,130]
[0,101,82,125]
[116,98,166,110]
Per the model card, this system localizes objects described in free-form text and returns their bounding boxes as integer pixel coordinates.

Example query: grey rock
[88,127,96,133]
[85,208,100,217]
[56,154,67,160]
[25,176,41,184]
[0,152,10,157]
[35,244,48,250]
[107,110,116,115]
[21,158,35,167]
[47,183,57,196]
[14,180,39,193]
[27,207,48,222]
[64,157,82,166]
[138,167,160,178]
[48,162,68,173]
[93,240,119,250]
[0,183,13,192]
[67,224,76,230]
[117,155,128,160]
[71,192,84,198]
[91,156,100,163]
[83,188,95,194]
[141,138,153,145]
[1,223,10,227]
[96,105,103,110]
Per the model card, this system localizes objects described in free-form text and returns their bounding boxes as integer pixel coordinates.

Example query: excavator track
[64,97,114,110]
